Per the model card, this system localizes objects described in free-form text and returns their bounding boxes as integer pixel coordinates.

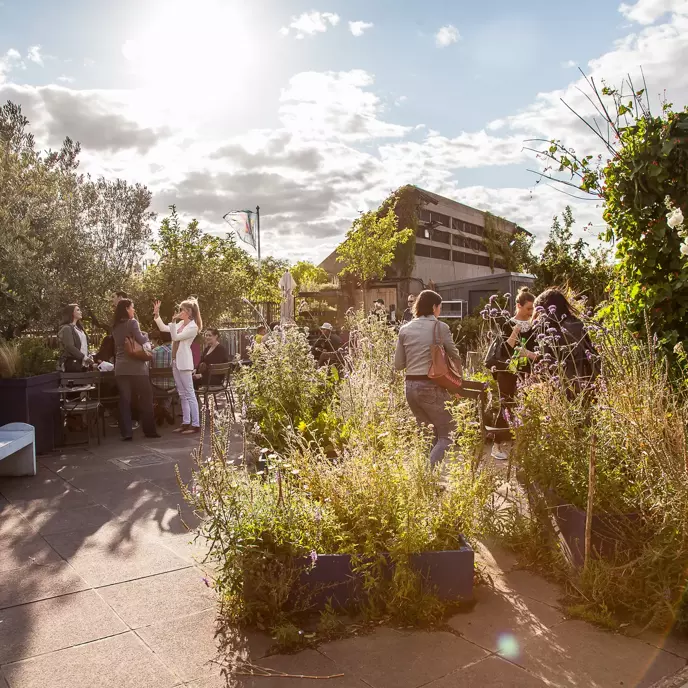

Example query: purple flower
[310,550,318,564]
[503,292,512,299]
[585,350,593,361]
[489,294,498,303]
[490,308,499,317]
[501,310,510,317]
[548,305,557,314]
[535,306,545,314]
[546,327,557,336]
[202,577,210,587]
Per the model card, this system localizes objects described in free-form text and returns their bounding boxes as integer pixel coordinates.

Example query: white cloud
[27,45,43,66]
[0,48,23,83]
[57,75,75,84]
[280,11,340,39]
[562,59,577,68]
[394,95,408,106]
[349,20,373,37]
[619,0,688,24]
[435,24,460,48]
[121,40,137,62]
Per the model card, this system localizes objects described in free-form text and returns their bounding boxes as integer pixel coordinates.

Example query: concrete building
[437,272,536,314]
[318,186,529,315]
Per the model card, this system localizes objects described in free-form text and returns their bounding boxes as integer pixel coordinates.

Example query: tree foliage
[133,207,254,330]
[533,206,612,307]
[0,101,154,337]
[336,208,413,287]
[483,212,536,274]
[290,261,329,292]
[534,74,688,345]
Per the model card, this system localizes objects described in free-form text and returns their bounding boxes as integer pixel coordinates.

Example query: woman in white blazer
[153,297,202,434]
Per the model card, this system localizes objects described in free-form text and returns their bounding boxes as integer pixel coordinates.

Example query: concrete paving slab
[628,628,688,661]
[505,619,686,688]
[136,609,271,683]
[0,536,63,573]
[8,490,95,515]
[319,627,488,688]
[0,589,127,664]
[98,567,214,629]
[92,482,171,520]
[187,649,366,688]
[43,521,191,587]
[448,585,564,653]
[67,470,148,495]
[2,631,178,688]
[16,504,113,536]
[423,655,548,687]
[498,569,564,608]
[0,561,89,609]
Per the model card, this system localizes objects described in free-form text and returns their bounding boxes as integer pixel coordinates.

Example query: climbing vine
[483,212,535,274]
[378,185,420,278]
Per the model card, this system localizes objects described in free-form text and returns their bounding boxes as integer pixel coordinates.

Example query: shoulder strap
[433,320,442,346]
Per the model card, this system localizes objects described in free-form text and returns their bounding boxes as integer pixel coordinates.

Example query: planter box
[541,488,638,568]
[298,539,474,610]
[0,373,61,454]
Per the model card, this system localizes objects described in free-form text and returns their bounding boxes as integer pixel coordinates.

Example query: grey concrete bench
[0,423,36,477]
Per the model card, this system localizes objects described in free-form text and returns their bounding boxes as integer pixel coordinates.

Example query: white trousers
[173,361,199,427]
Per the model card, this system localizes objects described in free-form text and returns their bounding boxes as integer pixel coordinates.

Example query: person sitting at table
[194,328,229,387]
[58,304,93,372]
[150,332,175,425]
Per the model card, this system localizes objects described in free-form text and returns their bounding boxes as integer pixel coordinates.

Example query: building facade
[410,187,522,285]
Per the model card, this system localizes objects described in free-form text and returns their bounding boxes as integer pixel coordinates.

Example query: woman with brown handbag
[394,289,462,467]
[112,299,159,441]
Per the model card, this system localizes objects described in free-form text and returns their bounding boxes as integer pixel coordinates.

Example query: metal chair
[59,371,102,445]
[149,367,179,425]
[196,362,235,416]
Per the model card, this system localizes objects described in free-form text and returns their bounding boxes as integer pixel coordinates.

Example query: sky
[1,0,688,264]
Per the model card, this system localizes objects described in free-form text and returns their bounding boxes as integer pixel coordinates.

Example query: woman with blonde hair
[153,297,203,435]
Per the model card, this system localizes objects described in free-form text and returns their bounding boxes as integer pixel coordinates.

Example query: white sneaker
[491,443,509,461]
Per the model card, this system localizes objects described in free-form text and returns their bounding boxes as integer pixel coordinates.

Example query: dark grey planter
[0,372,61,454]
[298,538,474,610]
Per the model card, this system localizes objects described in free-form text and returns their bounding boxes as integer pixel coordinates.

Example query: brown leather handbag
[428,321,463,393]
[124,336,153,361]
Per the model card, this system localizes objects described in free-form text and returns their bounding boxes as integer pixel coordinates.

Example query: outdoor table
[44,385,96,396]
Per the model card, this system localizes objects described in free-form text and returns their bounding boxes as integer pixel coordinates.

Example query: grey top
[394,315,462,377]
[58,324,88,365]
[113,318,150,376]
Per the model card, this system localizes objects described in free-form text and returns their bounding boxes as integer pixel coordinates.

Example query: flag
[223,210,256,249]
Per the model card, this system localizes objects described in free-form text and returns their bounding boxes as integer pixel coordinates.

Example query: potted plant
[0,338,60,454]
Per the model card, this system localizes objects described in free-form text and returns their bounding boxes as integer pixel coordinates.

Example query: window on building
[431,246,451,261]
[415,243,432,258]
[419,209,432,222]
[434,229,451,244]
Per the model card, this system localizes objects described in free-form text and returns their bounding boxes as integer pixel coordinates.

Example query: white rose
[668,208,684,229]
[680,241,688,256]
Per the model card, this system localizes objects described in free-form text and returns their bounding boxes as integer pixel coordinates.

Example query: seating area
[55,366,237,446]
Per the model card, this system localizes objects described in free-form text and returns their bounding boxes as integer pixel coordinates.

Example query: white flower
[680,241,688,257]
[667,207,684,229]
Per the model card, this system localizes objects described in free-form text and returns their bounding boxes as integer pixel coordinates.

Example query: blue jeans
[405,380,455,466]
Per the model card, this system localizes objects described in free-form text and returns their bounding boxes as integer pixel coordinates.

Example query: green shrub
[0,338,57,378]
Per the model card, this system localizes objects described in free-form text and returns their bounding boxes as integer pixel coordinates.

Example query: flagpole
[256,205,261,271]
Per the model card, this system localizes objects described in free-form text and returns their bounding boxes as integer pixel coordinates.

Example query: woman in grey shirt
[394,290,462,466]
[112,299,159,441]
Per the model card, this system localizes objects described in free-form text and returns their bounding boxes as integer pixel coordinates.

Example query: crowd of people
[56,292,230,441]
[394,286,598,467]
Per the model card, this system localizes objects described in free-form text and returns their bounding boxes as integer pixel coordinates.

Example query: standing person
[490,287,538,461]
[112,299,159,440]
[58,304,93,372]
[394,290,462,467]
[194,328,229,387]
[402,294,416,323]
[312,323,342,363]
[153,298,202,435]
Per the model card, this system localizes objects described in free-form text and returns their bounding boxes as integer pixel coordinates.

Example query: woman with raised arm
[112,299,159,440]
[154,298,202,435]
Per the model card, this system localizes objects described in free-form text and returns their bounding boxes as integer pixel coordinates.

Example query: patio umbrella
[279,270,296,325]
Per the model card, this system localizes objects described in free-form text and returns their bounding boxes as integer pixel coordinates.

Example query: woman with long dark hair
[58,304,93,372]
[112,299,159,440]
[394,289,462,467]
[154,297,202,435]
[193,328,229,387]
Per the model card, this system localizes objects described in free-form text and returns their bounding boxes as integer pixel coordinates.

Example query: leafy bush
[188,314,496,636]
[0,338,57,378]
[236,327,339,453]
[511,317,688,630]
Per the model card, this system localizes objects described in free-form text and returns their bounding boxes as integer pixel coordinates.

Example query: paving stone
[423,655,548,687]
[93,482,171,520]
[16,504,113,536]
[0,561,89,609]
[0,535,63,573]
[44,521,190,587]
[0,474,73,502]
[448,585,564,653]
[137,609,272,682]
[474,537,519,577]
[0,669,8,688]
[629,628,688,661]
[67,470,149,496]
[0,589,127,663]
[320,627,487,688]
[98,567,214,629]
[8,489,95,515]
[507,619,687,688]
[187,649,365,688]
[498,569,564,608]
[49,460,127,483]
[2,631,178,688]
